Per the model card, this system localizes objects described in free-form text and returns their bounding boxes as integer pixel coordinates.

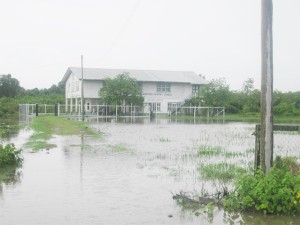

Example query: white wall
[83,80,103,98]
[65,73,81,98]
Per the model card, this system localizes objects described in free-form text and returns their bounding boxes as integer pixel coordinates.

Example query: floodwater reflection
[0,165,22,196]
[0,117,299,224]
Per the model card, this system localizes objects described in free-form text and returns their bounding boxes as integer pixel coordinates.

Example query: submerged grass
[199,162,248,182]
[167,114,300,124]
[197,145,254,159]
[197,145,222,157]
[107,144,130,152]
[26,115,100,151]
[159,137,170,142]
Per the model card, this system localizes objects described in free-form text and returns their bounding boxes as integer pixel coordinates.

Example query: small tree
[202,78,230,107]
[99,73,144,106]
[0,74,21,98]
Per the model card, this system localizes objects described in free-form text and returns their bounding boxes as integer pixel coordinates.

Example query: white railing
[19,104,150,117]
[19,104,225,119]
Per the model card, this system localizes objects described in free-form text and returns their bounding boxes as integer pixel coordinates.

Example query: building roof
[62,67,208,85]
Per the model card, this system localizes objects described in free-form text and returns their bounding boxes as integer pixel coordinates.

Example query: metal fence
[19,104,150,117]
[19,104,225,118]
[171,106,225,118]
[19,104,66,116]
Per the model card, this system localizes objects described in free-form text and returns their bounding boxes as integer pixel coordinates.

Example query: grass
[197,145,222,157]
[166,113,300,124]
[197,145,253,158]
[0,116,20,139]
[199,162,248,181]
[226,114,300,124]
[223,151,244,158]
[26,115,100,151]
[159,137,170,142]
[107,144,130,152]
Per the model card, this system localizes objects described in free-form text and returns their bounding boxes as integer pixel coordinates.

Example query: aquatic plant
[0,144,23,167]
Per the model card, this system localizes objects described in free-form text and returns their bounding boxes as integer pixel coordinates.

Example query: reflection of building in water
[61,67,208,114]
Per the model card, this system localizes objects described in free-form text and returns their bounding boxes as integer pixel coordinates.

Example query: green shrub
[223,157,300,214]
[0,144,23,167]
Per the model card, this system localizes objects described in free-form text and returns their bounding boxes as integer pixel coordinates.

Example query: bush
[0,144,23,167]
[224,157,300,214]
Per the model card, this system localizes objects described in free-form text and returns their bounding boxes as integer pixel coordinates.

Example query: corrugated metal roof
[62,67,208,85]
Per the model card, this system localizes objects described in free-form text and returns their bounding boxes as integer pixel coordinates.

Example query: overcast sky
[1,0,299,91]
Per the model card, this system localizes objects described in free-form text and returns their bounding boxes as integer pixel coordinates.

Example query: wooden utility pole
[260,0,273,173]
[81,55,85,122]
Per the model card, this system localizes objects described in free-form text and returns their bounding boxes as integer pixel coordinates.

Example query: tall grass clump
[224,156,300,215]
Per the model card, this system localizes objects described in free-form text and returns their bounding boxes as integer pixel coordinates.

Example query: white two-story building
[61,67,208,114]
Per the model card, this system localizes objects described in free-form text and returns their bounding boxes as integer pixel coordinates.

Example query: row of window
[149,102,161,112]
[157,83,171,92]
[149,102,181,112]
[67,81,200,95]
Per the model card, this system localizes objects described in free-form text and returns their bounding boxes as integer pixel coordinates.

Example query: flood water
[1,117,300,225]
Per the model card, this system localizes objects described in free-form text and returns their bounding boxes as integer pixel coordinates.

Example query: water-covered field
[1,117,300,225]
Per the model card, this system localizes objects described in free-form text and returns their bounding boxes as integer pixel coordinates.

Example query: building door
[149,102,161,113]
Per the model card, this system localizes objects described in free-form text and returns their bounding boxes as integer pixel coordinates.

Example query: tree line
[190,78,300,116]
[0,74,65,116]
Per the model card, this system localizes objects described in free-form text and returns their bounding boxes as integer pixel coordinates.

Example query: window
[138,82,143,92]
[149,102,161,112]
[156,103,161,112]
[192,85,199,93]
[157,83,171,92]
[192,85,201,97]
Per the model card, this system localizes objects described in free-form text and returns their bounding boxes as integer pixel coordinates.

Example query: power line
[99,0,143,64]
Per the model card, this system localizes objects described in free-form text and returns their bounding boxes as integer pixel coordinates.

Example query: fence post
[54,103,58,116]
[35,104,39,116]
[254,125,261,172]
[116,105,118,118]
